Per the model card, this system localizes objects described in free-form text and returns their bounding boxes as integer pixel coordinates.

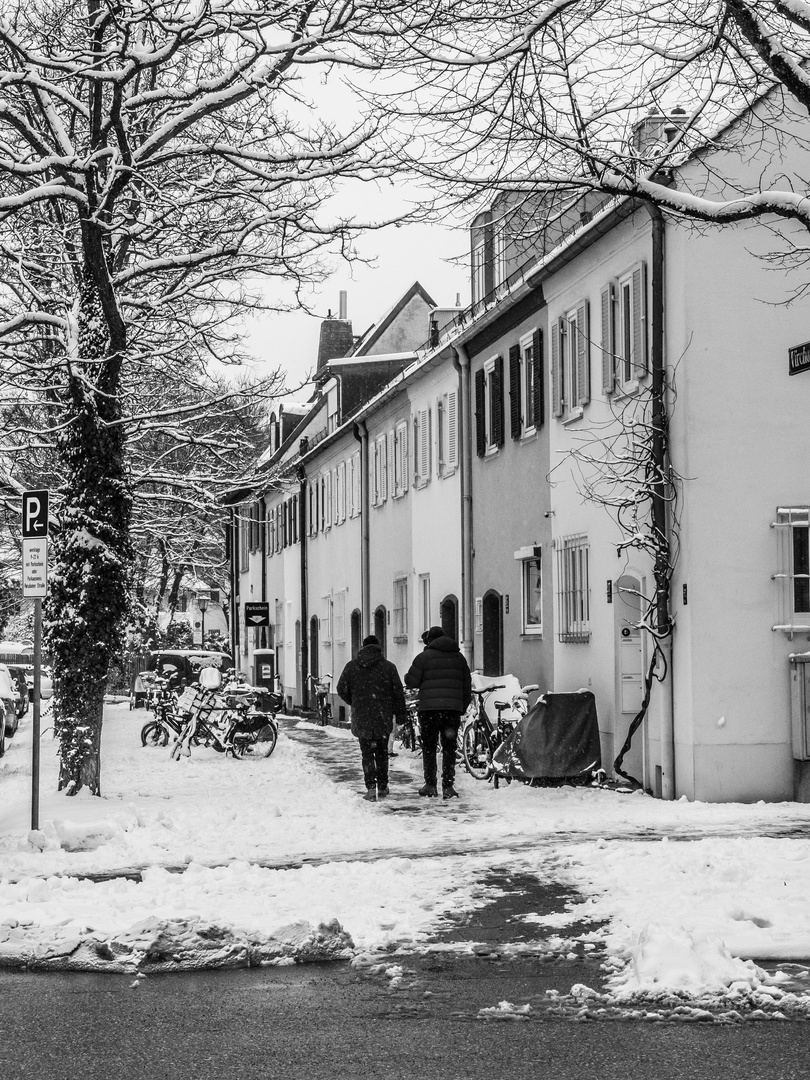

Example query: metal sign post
[22,489,48,832]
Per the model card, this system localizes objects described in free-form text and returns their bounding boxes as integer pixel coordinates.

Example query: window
[493,218,508,288]
[601,262,647,395]
[324,472,332,529]
[333,589,346,643]
[437,391,458,475]
[350,451,361,517]
[392,421,409,496]
[267,507,275,555]
[555,535,590,642]
[515,546,543,635]
[248,502,261,551]
[337,461,346,523]
[510,329,544,439]
[413,408,432,486]
[472,232,487,304]
[551,302,590,420]
[275,504,283,552]
[474,356,504,456]
[773,507,810,635]
[393,576,408,642]
[320,593,332,644]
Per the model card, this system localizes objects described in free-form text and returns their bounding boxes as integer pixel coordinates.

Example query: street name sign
[244,602,270,626]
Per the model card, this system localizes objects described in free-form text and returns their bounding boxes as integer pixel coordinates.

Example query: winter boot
[377,786,390,798]
[418,782,438,797]
[363,788,377,802]
[442,783,459,799]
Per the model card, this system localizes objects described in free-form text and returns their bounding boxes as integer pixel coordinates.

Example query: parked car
[0,663,18,743]
[130,649,234,709]
[19,665,54,700]
[6,665,30,718]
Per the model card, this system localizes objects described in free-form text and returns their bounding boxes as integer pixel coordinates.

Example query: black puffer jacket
[336,644,407,740]
[404,635,472,714]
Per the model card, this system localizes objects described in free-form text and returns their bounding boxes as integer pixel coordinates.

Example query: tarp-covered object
[491,691,601,779]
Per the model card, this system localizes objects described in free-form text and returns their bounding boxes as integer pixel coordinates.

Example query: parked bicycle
[308,673,332,726]
[167,671,279,760]
[398,688,421,752]
[461,678,539,784]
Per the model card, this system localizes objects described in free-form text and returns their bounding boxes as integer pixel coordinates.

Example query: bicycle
[307,673,332,725]
[398,689,421,752]
[461,679,539,784]
[170,678,278,759]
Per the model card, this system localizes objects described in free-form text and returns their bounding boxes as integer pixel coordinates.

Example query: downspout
[298,464,309,710]
[453,344,474,667]
[647,202,676,799]
[260,498,267,651]
[354,419,371,636]
[229,507,238,663]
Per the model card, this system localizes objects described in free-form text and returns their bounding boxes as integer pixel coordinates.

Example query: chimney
[339,290,348,320]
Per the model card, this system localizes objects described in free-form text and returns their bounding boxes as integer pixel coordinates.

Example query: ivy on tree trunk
[45,276,132,796]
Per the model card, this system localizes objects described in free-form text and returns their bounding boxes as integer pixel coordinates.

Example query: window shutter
[551,321,563,417]
[388,429,396,496]
[633,262,648,377]
[397,424,409,492]
[492,354,504,447]
[576,301,590,406]
[532,328,544,428]
[419,408,430,480]
[353,453,361,515]
[509,344,521,439]
[601,284,615,395]
[474,368,486,456]
[446,390,458,469]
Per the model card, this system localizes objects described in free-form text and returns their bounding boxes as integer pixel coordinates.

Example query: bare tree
[0,0,426,795]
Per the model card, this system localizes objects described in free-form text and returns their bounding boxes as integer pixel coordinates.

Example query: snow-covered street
[2,704,810,1018]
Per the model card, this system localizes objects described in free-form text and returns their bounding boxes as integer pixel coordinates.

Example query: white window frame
[350,451,361,517]
[337,461,346,523]
[472,233,486,304]
[393,576,409,643]
[555,535,590,643]
[373,433,388,506]
[493,218,508,288]
[393,420,409,497]
[437,390,459,476]
[418,573,431,635]
[561,308,584,422]
[320,593,333,645]
[515,546,543,636]
[484,356,499,454]
[333,589,346,643]
[773,507,810,636]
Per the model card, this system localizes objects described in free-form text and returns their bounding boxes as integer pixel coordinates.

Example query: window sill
[520,427,537,444]
[614,379,640,399]
[484,445,500,458]
[521,630,543,639]
[562,407,584,426]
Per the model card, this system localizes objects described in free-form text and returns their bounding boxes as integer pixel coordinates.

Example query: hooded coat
[404,634,472,714]
[336,643,407,740]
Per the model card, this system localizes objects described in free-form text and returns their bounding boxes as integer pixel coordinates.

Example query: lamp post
[197,587,210,647]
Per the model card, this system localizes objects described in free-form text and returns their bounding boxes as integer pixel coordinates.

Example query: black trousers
[419,711,461,786]
[358,737,389,790]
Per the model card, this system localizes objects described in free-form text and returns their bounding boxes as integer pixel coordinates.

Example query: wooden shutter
[474,368,486,456]
[492,355,504,447]
[419,408,430,480]
[632,262,648,377]
[532,328,544,428]
[352,452,361,515]
[388,429,396,496]
[398,424,409,492]
[576,301,590,406]
[551,321,563,417]
[446,390,458,469]
[509,343,521,439]
[601,284,615,395]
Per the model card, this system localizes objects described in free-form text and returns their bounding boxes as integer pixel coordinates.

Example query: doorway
[614,574,646,785]
[374,605,387,657]
[350,609,362,659]
[309,614,319,680]
[482,590,503,676]
[440,594,459,642]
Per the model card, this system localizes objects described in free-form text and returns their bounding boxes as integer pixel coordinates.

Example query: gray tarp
[491,691,602,780]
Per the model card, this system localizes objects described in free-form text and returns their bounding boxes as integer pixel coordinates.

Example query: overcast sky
[241,214,471,396]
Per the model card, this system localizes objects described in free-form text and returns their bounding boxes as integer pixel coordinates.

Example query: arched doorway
[482,590,503,676]
[374,605,387,657]
[350,608,362,659]
[309,614,319,680]
[440,594,459,642]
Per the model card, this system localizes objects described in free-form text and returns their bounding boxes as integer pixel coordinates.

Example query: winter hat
[426,626,445,643]
[362,634,380,647]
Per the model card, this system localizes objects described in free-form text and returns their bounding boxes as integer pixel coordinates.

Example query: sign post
[22,490,48,832]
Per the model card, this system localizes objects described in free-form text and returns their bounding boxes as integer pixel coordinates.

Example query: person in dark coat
[404,626,472,799]
[336,635,407,801]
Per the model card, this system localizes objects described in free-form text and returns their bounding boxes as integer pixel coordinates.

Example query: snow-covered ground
[2,703,810,1016]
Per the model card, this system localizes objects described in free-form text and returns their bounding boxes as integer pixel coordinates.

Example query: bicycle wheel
[141,720,169,747]
[462,719,491,780]
[235,722,278,759]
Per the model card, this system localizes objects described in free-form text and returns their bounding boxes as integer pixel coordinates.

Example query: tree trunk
[46,276,132,796]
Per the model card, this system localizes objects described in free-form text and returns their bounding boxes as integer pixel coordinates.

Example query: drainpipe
[228,507,238,662]
[354,419,371,636]
[647,202,676,799]
[453,344,474,667]
[298,465,309,710]
[260,498,267,652]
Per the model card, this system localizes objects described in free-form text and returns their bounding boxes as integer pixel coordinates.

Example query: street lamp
[197,586,211,647]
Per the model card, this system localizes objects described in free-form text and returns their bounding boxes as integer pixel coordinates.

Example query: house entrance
[309,614,319,681]
[374,605,387,657]
[482,590,503,676]
[440,594,458,642]
[614,573,646,782]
